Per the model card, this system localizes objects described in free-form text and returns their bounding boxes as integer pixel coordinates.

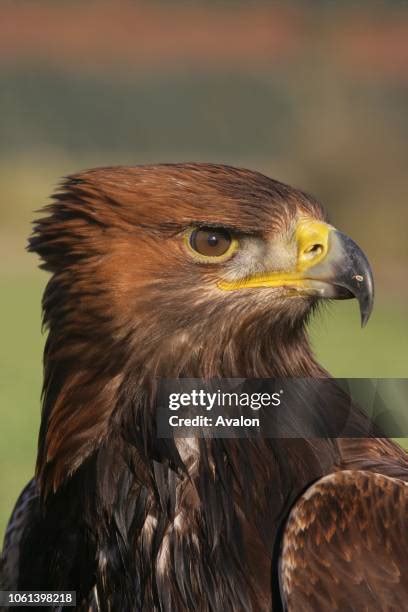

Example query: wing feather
[0,479,38,591]
[279,470,408,611]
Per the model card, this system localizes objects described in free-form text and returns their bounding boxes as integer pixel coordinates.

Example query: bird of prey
[1,164,407,611]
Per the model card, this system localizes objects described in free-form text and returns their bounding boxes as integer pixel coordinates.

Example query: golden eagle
[1,164,407,611]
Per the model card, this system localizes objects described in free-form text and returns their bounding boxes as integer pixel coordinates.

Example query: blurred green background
[1,0,407,539]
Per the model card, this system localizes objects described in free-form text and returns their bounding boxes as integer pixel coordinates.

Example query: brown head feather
[28,163,325,494]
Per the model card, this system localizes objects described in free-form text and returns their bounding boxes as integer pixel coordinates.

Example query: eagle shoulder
[279,470,408,611]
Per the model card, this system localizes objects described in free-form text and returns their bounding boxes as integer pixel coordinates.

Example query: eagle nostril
[304,243,324,257]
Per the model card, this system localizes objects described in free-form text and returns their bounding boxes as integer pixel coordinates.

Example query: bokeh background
[1,0,407,538]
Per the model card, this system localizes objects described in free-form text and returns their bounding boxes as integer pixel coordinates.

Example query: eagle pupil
[208,234,219,247]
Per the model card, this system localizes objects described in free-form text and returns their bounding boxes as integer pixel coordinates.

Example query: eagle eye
[188,227,235,259]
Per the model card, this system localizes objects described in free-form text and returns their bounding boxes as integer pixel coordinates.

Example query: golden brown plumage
[30,164,328,495]
[280,470,408,611]
[1,164,407,611]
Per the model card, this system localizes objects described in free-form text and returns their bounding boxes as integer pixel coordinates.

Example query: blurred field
[1,0,407,542]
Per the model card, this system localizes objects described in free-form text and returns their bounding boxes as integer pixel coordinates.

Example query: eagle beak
[296,222,375,327]
[218,219,374,326]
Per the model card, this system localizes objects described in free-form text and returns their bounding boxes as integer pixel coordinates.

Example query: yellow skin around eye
[184,227,239,264]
